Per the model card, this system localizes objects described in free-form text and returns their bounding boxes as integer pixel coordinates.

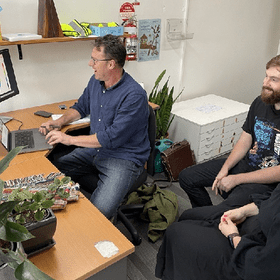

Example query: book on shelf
[2,33,43,42]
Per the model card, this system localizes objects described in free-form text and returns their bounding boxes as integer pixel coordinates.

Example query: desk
[0,99,140,280]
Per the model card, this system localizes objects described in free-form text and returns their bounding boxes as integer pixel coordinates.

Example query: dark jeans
[52,147,143,219]
[179,158,277,208]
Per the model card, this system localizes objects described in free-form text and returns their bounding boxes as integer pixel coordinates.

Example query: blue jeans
[179,158,277,208]
[53,147,143,219]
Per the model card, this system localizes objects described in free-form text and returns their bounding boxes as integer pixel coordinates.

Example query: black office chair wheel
[133,236,142,246]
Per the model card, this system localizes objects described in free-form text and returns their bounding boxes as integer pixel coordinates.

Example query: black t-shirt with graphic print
[242,95,280,170]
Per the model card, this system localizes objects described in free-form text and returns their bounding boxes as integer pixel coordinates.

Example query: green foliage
[14,260,54,280]
[8,176,70,225]
[0,246,54,280]
[0,147,66,280]
[0,146,23,176]
[149,70,183,139]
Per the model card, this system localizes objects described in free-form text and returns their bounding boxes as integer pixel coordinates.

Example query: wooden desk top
[1,158,134,280]
[0,100,136,280]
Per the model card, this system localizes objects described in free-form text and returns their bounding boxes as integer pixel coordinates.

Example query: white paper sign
[95,240,119,258]
[196,104,222,114]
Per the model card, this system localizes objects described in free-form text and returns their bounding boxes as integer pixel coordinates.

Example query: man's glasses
[90,57,112,64]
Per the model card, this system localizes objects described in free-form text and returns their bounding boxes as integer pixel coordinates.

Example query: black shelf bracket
[17,44,23,60]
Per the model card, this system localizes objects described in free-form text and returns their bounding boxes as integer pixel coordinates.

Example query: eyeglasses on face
[90,57,112,64]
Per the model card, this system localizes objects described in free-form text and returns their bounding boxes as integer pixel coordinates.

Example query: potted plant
[0,146,69,280]
[7,176,70,256]
[148,69,184,139]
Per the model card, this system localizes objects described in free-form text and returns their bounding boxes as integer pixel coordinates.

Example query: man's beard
[261,86,280,105]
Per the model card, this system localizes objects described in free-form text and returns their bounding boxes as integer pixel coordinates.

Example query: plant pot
[22,209,57,257]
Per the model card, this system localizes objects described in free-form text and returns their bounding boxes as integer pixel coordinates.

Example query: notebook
[0,119,52,154]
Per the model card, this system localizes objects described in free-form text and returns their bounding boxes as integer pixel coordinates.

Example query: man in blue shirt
[40,35,150,219]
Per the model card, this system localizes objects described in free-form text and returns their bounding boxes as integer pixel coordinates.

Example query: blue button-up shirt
[72,71,150,166]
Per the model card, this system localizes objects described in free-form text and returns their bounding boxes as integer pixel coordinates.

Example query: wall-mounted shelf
[0,0,99,58]
[0,36,98,60]
[167,33,194,41]
[0,36,98,46]
[166,19,194,42]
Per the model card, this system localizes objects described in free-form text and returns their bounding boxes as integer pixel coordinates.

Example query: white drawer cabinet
[169,94,250,163]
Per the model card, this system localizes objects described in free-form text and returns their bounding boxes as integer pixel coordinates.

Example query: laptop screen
[0,49,19,103]
[0,120,9,149]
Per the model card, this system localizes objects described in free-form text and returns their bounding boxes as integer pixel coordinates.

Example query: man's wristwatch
[227,233,240,249]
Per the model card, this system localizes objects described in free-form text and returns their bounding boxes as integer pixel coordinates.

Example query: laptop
[0,119,52,154]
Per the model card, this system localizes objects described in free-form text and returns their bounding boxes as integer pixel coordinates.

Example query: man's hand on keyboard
[39,121,61,135]
[46,130,72,146]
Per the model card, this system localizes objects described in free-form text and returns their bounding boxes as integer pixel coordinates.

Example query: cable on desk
[12,118,24,130]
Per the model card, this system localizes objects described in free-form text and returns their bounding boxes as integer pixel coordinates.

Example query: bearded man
[178,54,280,210]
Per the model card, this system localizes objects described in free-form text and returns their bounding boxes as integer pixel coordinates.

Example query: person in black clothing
[155,184,280,280]
[179,54,280,208]
[155,55,280,280]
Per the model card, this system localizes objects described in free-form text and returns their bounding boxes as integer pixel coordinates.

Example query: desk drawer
[200,114,245,142]
[222,112,247,127]
[198,129,242,160]
[197,142,234,162]
[198,140,220,155]
[200,120,223,134]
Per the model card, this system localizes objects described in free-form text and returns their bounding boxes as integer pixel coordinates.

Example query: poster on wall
[138,19,161,62]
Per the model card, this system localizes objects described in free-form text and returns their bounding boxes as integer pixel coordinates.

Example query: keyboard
[15,131,35,149]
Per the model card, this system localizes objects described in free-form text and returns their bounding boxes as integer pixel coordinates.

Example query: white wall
[180,0,280,105]
[0,0,187,112]
[0,0,280,114]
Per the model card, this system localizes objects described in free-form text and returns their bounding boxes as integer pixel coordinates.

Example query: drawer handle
[206,128,215,134]
[206,135,214,141]
[205,143,213,148]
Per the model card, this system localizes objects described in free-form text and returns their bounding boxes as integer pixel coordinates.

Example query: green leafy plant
[149,70,184,139]
[8,177,70,225]
[0,146,69,280]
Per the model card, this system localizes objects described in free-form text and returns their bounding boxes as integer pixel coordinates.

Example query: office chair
[76,105,156,245]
